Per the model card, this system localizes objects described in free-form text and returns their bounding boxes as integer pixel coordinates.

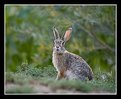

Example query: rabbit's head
[53,27,72,54]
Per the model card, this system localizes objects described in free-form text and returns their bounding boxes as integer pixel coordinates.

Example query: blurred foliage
[5,5,116,79]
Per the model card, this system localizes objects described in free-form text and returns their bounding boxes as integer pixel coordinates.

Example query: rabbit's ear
[53,27,60,39]
[64,28,72,42]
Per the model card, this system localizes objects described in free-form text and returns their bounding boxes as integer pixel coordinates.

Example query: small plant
[16,62,56,78]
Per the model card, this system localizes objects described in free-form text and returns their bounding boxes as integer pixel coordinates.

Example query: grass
[5,63,116,94]
[6,84,34,94]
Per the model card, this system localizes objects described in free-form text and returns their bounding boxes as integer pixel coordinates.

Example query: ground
[5,66,116,94]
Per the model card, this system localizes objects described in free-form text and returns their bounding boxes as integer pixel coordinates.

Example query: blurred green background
[5,5,116,78]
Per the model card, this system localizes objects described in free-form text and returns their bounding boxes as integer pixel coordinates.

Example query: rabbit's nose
[56,46,59,51]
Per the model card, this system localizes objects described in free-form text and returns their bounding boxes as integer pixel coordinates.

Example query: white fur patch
[66,70,78,80]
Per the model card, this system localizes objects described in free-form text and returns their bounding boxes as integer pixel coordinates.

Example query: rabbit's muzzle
[53,46,65,55]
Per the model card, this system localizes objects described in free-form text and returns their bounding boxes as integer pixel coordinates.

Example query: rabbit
[52,27,93,81]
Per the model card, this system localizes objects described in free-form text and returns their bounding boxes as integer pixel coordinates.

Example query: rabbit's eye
[62,41,65,45]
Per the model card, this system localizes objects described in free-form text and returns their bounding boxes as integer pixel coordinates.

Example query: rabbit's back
[64,51,93,80]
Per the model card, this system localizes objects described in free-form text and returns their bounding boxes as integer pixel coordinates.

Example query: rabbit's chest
[52,53,65,71]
